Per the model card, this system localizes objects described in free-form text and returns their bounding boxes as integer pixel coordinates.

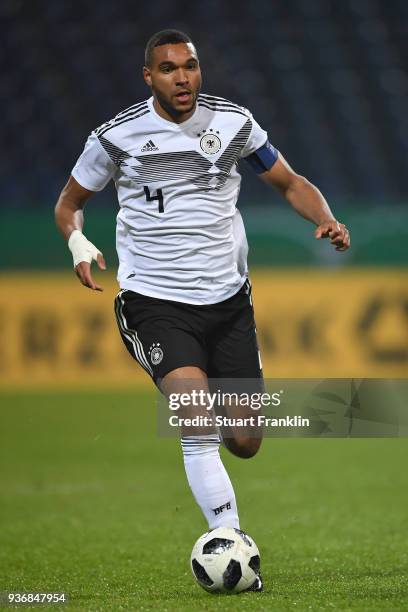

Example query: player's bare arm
[259,152,350,251]
[55,176,106,291]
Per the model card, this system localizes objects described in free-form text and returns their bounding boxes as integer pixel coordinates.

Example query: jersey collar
[147,96,200,129]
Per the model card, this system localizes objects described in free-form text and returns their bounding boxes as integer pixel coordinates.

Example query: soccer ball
[190,527,260,593]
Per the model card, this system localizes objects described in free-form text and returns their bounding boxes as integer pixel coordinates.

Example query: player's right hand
[68,230,106,291]
[75,255,106,291]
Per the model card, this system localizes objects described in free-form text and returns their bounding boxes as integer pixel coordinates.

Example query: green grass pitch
[0,390,407,611]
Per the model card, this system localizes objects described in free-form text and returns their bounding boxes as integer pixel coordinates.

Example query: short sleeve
[71,132,117,192]
[239,110,269,158]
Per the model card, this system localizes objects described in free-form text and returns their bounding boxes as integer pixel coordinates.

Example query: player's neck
[152,98,196,124]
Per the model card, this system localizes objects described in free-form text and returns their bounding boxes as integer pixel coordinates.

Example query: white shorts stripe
[244,278,253,306]
[115,290,153,376]
[118,292,153,376]
[114,295,149,374]
[116,300,153,376]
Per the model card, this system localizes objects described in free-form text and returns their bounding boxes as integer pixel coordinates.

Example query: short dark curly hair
[145,29,194,67]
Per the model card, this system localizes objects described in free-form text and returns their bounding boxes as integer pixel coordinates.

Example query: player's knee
[240,437,262,459]
[226,436,262,459]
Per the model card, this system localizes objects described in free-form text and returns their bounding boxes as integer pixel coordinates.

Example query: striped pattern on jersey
[213,119,252,187]
[96,100,253,191]
[131,150,214,189]
[98,135,131,166]
[198,94,247,117]
[97,123,252,190]
[95,100,150,138]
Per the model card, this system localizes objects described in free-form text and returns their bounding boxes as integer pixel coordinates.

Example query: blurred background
[1,0,407,386]
[1,6,407,606]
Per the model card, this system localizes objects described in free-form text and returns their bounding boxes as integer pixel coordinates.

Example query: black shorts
[114,279,262,386]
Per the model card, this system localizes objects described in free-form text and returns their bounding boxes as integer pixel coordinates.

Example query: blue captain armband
[244,140,279,174]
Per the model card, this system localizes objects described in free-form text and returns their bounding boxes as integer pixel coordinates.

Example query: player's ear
[143,66,152,87]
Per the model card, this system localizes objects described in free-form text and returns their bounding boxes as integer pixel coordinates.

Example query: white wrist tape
[68,230,101,268]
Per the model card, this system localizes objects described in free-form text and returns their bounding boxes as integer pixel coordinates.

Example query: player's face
[143,43,202,122]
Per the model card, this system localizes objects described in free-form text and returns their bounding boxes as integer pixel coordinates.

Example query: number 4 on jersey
[144,186,164,213]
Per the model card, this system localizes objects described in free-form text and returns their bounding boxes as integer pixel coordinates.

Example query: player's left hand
[315,220,350,251]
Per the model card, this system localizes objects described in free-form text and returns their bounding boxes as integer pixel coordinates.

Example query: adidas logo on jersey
[141,139,159,152]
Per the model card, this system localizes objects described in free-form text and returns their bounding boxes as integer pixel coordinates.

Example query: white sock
[181,434,240,530]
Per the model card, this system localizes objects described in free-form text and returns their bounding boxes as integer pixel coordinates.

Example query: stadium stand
[2,0,407,208]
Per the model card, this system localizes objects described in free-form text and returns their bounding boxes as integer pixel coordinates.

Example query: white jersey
[72,94,270,305]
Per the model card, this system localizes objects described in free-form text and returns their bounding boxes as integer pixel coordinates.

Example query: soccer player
[55,29,350,591]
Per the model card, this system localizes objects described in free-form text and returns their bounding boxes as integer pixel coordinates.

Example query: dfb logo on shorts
[149,343,163,365]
